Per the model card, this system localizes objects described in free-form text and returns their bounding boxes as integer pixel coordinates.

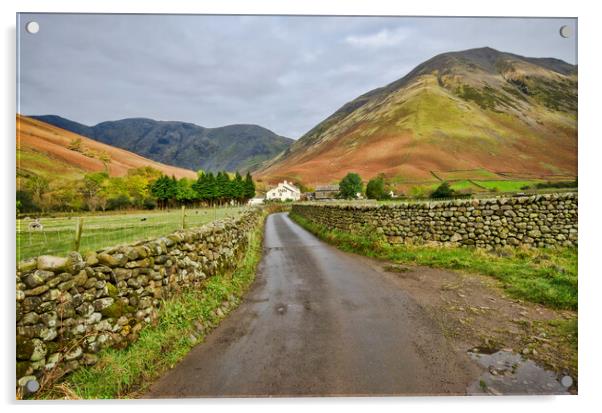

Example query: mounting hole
[561,375,573,388]
[559,25,572,39]
[25,21,40,34]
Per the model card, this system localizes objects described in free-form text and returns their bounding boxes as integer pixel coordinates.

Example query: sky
[17,14,577,139]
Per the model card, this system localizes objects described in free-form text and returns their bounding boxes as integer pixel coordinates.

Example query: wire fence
[17,206,246,261]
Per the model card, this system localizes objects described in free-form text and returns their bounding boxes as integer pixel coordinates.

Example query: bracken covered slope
[257,47,577,186]
[17,115,197,181]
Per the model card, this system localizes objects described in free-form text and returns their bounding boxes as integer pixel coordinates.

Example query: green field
[449,180,486,192]
[474,180,543,192]
[17,206,245,261]
[433,168,500,181]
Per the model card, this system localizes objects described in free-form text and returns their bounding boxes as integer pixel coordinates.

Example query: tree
[192,171,207,204]
[430,181,455,199]
[16,190,38,213]
[124,174,150,208]
[150,175,177,209]
[98,151,111,173]
[26,176,50,206]
[243,172,256,201]
[101,176,128,202]
[80,172,108,211]
[176,178,198,204]
[339,173,363,199]
[232,171,245,204]
[107,195,131,210]
[142,198,157,210]
[202,172,218,205]
[215,172,231,205]
[67,137,83,152]
[50,186,84,211]
[16,165,169,214]
[366,175,387,200]
[127,166,162,181]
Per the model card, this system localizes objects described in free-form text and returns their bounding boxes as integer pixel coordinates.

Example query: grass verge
[289,212,577,310]
[39,213,266,399]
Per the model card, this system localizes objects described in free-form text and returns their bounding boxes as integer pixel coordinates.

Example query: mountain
[17,115,197,183]
[31,115,293,173]
[257,47,577,188]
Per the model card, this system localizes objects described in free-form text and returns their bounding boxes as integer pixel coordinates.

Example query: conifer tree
[244,172,256,201]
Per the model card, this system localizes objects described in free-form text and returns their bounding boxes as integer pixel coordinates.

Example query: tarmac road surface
[145,212,480,398]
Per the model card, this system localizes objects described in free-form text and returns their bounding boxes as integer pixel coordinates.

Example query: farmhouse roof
[316,184,339,191]
[270,180,300,193]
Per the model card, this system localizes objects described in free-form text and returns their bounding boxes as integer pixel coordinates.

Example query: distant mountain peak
[257,48,577,187]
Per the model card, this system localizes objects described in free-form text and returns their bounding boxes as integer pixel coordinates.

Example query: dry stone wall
[292,193,577,248]
[16,208,262,389]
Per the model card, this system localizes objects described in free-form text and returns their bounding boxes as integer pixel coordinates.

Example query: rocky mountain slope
[257,47,577,186]
[32,115,293,173]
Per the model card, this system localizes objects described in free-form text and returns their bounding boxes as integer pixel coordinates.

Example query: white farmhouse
[266,180,301,201]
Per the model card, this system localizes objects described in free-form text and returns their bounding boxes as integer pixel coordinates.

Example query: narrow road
[146,212,480,397]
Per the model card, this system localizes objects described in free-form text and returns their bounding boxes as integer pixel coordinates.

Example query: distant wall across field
[16,208,262,390]
[291,193,577,249]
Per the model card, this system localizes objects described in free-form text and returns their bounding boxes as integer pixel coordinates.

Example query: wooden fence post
[74,217,84,252]
[181,205,186,230]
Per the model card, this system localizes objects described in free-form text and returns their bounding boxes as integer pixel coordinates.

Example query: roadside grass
[17,206,245,261]
[289,212,577,310]
[39,214,266,399]
[547,317,578,348]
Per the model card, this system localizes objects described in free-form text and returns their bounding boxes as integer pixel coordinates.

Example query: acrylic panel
[16,14,577,399]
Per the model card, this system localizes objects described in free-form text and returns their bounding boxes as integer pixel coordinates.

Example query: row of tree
[17,166,257,214]
[150,171,256,208]
[17,167,163,214]
[338,173,393,200]
[337,172,460,200]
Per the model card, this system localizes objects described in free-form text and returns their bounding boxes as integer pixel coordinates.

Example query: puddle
[467,350,571,395]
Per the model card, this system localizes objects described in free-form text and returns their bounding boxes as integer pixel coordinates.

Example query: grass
[448,180,485,192]
[17,148,84,182]
[548,318,578,345]
[17,206,245,261]
[434,168,501,181]
[39,212,266,399]
[475,180,543,192]
[393,79,501,141]
[456,84,520,112]
[289,212,577,310]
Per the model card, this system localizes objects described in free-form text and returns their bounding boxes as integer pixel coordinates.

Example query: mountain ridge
[31,115,294,173]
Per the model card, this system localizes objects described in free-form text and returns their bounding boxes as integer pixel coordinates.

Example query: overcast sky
[17,14,577,138]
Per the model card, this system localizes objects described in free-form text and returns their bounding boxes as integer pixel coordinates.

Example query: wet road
[145,212,480,398]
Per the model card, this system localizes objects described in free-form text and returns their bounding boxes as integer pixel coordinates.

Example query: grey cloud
[18,14,577,138]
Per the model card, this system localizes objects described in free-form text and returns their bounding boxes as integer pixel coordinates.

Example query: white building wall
[266,181,301,201]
